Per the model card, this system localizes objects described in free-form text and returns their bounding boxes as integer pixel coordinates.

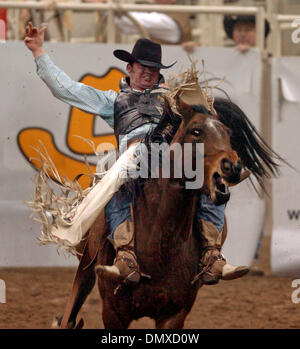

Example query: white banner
[0,42,263,266]
[271,57,300,277]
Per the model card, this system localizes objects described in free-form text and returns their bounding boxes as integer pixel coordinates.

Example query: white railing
[2,0,300,56]
[0,2,266,50]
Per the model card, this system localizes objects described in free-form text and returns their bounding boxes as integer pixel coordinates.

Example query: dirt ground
[0,236,299,329]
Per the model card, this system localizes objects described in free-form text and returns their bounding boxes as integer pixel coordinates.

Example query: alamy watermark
[291,279,300,304]
[291,19,300,44]
[0,279,6,303]
[0,19,6,44]
[96,140,205,190]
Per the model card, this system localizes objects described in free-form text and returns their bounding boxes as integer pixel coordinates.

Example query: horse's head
[173,98,243,205]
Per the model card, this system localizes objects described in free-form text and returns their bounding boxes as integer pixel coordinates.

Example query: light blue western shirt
[35,53,157,153]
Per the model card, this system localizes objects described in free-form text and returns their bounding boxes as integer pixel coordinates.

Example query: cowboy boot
[95,219,141,286]
[197,219,249,285]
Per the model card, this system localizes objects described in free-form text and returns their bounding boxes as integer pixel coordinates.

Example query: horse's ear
[176,95,194,124]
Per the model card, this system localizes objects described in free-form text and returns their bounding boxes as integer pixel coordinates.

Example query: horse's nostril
[221,159,233,175]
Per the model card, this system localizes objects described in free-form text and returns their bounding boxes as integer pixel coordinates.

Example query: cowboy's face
[232,22,256,47]
[127,62,160,91]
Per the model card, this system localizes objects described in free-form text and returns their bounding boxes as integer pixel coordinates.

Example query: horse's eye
[191,128,203,137]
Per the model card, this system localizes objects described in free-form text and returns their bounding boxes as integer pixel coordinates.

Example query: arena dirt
[0,236,299,329]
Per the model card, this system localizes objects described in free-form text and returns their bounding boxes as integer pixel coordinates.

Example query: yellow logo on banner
[17,68,125,189]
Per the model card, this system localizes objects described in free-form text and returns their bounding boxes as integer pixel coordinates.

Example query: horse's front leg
[59,239,97,329]
[59,264,96,329]
[155,308,188,329]
[101,296,132,329]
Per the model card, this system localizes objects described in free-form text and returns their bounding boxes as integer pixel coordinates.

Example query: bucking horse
[51,69,282,330]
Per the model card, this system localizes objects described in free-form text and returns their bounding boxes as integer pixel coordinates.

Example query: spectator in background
[183,14,270,55]
[83,0,192,45]
[223,15,270,53]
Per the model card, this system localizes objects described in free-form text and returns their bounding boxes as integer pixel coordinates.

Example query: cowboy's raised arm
[24,22,116,128]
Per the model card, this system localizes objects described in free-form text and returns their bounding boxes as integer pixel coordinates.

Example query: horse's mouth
[213,172,230,205]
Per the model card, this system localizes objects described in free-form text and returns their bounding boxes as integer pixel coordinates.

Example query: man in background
[83,0,192,45]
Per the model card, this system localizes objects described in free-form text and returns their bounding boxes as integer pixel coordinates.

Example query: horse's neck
[160,179,196,242]
[137,178,197,258]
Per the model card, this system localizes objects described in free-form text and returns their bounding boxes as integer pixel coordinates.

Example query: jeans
[105,190,132,240]
[196,193,225,232]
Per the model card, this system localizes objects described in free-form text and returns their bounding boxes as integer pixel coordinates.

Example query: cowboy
[24,22,249,287]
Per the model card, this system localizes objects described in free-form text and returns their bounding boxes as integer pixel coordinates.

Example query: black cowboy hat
[113,38,176,69]
[223,15,270,39]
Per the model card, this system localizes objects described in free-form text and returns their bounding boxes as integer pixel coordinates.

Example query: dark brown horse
[57,95,281,329]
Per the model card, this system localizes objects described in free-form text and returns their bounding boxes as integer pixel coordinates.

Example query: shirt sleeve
[114,12,181,44]
[35,53,117,128]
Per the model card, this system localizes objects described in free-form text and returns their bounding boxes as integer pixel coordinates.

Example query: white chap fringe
[26,142,100,256]
[26,140,139,256]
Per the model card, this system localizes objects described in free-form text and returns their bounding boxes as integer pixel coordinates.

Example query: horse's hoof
[74,318,84,329]
[51,316,62,329]
[52,315,84,329]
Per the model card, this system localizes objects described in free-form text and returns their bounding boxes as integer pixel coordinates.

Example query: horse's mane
[213,97,285,192]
